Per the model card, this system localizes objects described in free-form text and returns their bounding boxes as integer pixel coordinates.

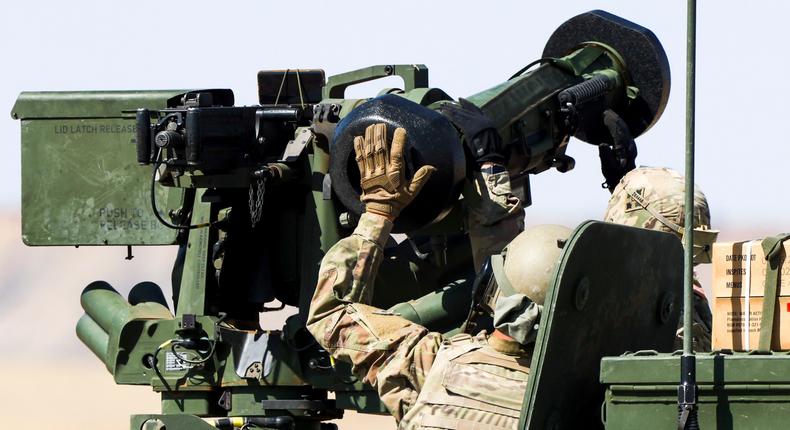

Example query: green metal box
[601,352,790,429]
[12,91,186,246]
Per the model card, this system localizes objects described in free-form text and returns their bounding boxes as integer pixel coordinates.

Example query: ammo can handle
[322,64,428,99]
[136,109,152,165]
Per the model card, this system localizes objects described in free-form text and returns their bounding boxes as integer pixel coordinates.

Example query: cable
[149,148,213,230]
[508,57,557,80]
[150,339,175,392]
[149,335,218,393]
[171,337,217,366]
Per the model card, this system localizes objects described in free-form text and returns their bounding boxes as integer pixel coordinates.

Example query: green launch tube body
[466,48,619,175]
[76,313,110,367]
[80,281,133,334]
[388,278,473,333]
[128,281,171,308]
[80,282,172,331]
[78,280,173,374]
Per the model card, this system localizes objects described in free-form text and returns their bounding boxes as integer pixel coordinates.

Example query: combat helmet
[604,166,718,264]
[488,224,572,344]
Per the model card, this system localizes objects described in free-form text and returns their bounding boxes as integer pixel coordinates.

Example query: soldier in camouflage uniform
[439,98,524,270]
[604,166,719,351]
[307,122,559,429]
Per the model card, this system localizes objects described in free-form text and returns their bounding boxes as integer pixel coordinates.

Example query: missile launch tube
[388,278,474,332]
[76,314,109,367]
[80,281,131,333]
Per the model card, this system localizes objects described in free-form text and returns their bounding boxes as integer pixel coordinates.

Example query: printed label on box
[712,241,790,298]
[713,296,790,351]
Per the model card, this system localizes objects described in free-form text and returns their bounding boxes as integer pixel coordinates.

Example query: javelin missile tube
[328,11,669,231]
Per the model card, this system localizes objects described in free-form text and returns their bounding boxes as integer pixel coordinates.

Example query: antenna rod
[678,0,700,429]
[683,0,697,360]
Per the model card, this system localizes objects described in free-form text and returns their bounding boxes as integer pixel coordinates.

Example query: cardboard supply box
[712,296,790,351]
[711,240,790,298]
[711,239,790,351]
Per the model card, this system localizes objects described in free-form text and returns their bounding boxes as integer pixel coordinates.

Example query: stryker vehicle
[13,7,788,430]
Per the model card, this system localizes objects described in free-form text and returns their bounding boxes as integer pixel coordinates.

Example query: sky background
[2,0,789,234]
[0,1,788,427]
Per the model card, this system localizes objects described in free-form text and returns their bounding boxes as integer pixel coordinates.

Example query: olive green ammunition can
[601,352,790,429]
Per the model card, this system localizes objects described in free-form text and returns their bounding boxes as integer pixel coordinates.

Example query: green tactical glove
[354,123,436,220]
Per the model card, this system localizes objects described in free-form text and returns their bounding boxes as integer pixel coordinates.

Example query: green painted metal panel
[131,414,217,430]
[11,90,186,120]
[14,90,187,245]
[601,353,790,429]
[322,64,428,99]
[176,190,211,316]
[520,221,682,429]
[602,353,790,385]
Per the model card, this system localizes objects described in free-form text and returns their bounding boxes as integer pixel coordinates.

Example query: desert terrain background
[0,213,396,429]
[3,1,790,429]
[0,213,763,430]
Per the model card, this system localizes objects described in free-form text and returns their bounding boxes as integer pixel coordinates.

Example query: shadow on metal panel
[520,221,682,429]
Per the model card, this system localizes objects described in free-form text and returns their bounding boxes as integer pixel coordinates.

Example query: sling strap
[490,252,516,297]
[757,233,790,352]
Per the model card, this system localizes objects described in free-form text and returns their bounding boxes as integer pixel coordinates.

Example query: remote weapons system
[16,9,789,430]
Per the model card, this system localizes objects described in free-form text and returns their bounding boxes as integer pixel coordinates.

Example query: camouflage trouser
[465,169,524,270]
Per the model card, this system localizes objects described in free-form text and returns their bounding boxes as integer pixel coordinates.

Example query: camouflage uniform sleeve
[306,212,443,422]
[674,276,713,352]
[466,168,525,270]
